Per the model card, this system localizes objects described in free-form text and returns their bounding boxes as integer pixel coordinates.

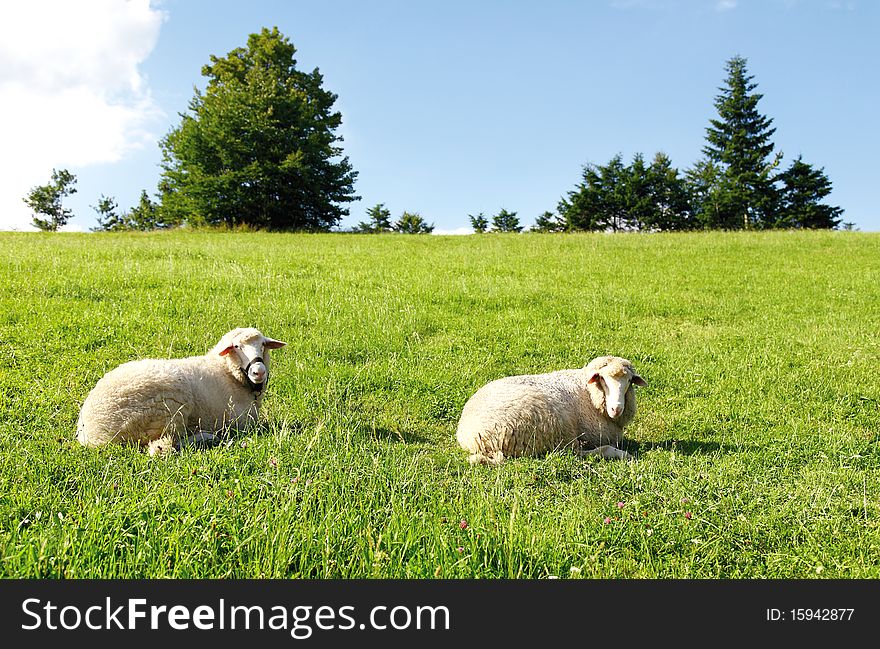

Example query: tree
[491,208,522,233]
[595,155,631,231]
[558,154,640,232]
[685,159,729,229]
[159,27,358,230]
[92,190,171,231]
[558,162,606,231]
[127,190,165,230]
[468,212,488,233]
[394,211,434,234]
[92,195,125,231]
[774,156,843,229]
[625,153,653,231]
[646,152,693,231]
[356,203,393,233]
[24,168,77,231]
[531,211,566,232]
[701,56,781,229]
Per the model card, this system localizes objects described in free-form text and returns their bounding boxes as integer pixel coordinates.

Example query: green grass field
[1,230,878,578]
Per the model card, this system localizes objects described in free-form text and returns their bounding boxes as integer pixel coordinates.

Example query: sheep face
[217,328,286,389]
[586,357,647,421]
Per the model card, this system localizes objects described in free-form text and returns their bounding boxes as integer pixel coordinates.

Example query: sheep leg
[147,435,176,457]
[174,431,220,451]
[577,445,633,461]
[468,450,506,465]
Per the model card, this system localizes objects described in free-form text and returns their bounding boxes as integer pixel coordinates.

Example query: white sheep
[76,327,286,456]
[456,355,647,465]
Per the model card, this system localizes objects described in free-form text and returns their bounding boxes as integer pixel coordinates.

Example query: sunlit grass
[0,229,878,577]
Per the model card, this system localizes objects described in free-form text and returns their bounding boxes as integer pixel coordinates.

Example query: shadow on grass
[361,425,433,445]
[623,438,748,457]
[181,420,296,451]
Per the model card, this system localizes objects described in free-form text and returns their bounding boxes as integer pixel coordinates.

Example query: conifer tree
[491,208,522,232]
[701,56,781,228]
[468,212,488,233]
[394,211,434,234]
[775,156,843,229]
[24,168,77,231]
[356,203,394,233]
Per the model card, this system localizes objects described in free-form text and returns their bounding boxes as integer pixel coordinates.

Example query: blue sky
[1,0,877,232]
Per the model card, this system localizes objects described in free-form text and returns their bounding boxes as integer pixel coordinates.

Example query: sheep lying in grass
[76,327,286,456]
[456,356,647,465]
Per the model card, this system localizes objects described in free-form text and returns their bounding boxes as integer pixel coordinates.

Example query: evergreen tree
[468,212,488,233]
[491,208,522,232]
[24,168,77,231]
[531,211,566,232]
[394,211,434,234]
[127,190,166,230]
[774,156,843,229]
[646,152,692,231]
[685,159,728,229]
[558,155,634,231]
[356,203,393,233]
[558,162,606,231]
[92,190,170,231]
[596,155,631,231]
[92,195,125,231]
[701,56,781,229]
[625,153,653,230]
[159,27,358,230]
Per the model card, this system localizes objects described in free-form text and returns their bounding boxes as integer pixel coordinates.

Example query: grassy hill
[0,229,878,577]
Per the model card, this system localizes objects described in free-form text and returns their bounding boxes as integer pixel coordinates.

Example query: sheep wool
[76,327,286,456]
[456,356,647,465]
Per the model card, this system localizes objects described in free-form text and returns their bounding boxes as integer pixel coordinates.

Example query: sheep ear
[219,345,235,357]
[264,338,286,349]
[587,372,600,384]
[632,374,648,387]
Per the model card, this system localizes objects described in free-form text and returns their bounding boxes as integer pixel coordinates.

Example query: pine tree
[625,153,653,230]
[356,203,393,233]
[701,56,781,229]
[774,156,843,229]
[646,152,692,231]
[468,212,488,233]
[127,190,166,230]
[394,211,434,234]
[685,159,727,229]
[24,168,77,231]
[558,162,606,231]
[597,155,630,231]
[491,208,522,232]
[93,191,170,231]
[92,195,125,231]
[531,211,565,232]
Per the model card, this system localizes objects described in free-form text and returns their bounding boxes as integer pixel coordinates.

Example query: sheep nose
[248,363,267,384]
[609,405,622,418]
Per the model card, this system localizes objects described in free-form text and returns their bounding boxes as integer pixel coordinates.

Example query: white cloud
[432,227,473,235]
[715,0,738,11]
[0,0,165,230]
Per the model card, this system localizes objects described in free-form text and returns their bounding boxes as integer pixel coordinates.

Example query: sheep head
[214,328,286,391]
[584,356,647,422]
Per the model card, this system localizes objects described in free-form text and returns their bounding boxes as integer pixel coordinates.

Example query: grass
[0,229,878,578]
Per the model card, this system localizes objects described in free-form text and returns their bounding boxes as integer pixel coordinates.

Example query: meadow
[0,230,878,578]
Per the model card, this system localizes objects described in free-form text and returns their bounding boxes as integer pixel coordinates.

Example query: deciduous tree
[159,27,358,230]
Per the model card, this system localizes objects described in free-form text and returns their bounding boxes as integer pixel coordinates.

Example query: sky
[1,0,877,233]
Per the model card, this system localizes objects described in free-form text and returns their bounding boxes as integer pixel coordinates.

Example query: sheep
[76,327,286,456]
[455,355,647,465]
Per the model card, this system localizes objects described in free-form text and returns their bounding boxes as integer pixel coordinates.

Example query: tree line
[22,30,846,233]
